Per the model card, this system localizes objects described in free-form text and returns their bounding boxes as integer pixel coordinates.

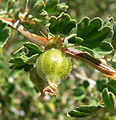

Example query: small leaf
[107,79,116,96]
[0,20,10,48]
[68,110,89,118]
[56,3,68,12]
[73,86,86,100]
[75,46,95,56]
[82,80,89,89]
[49,12,76,35]
[102,88,115,111]
[96,79,107,92]
[45,0,59,11]
[75,105,103,114]
[9,57,33,71]
[28,0,48,21]
[28,0,45,14]
[68,36,83,45]
[68,105,103,118]
[9,58,26,70]
[76,17,113,57]
[112,22,116,50]
[23,42,42,57]
[25,54,39,64]
[93,41,113,56]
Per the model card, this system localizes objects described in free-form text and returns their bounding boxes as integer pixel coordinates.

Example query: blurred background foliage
[0,0,116,120]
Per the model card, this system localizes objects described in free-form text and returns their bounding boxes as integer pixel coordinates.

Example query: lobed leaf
[49,12,76,35]
[9,57,33,72]
[45,0,68,14]
[23,42,42,57]
[68,36,83,45]
[45,0,59,11]
[76,17,113,58]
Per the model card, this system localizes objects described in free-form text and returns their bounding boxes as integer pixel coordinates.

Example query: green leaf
[28,0,45,14]
[73,86,86,100]
[96,79,107,92]
[68,110,89,118]
[104,16,114,27]
[0,20,10,48]
[107,79,116,96]
[49,12,76,35]
[9,57,33,72]
[82,80,89,89]
[9,58,26,70]
[56,3,68,12]
[75,46,95,56]
[75,105,103,114]
[68,105,103,118]
[25,54,39,64]
[77,17,113,57]
[28,0,48,20]
[23,42,42,57]
[112,22,116,50]
[102,88,115,112]
[68,36,83,45]
[45,0,59,11]
[93,41,113,56]
[45,0,68,14]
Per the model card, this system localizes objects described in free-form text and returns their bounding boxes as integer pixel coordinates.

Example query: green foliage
[102,88,115,112]
[28,0,47,19]
[112,22,116,50]
[76,17,113,58]
[23,42,42,57]
[49,12,76,35]
[68,105,103,118]
[73,86,86,100]
[107,79,116,96]
[45,0,68,14]
[0,0,116,119]
[96,79,107,92]
[9,42,42,71]
[0,20,10,48]
[9,57,33,72]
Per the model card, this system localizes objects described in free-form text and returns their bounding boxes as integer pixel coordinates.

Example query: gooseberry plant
[0,0,116,118]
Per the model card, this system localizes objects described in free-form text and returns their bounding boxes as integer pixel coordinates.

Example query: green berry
[29,67,46,93]
[35,49,71,95]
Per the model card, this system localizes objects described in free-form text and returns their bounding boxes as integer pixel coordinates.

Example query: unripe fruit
[36,49,71,96]
[29,67,47,97]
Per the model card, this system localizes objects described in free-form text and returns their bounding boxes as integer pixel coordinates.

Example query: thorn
[13,46,24,54]
[7,11,16,21]
[40,31,48,40]
[99,99,103,104]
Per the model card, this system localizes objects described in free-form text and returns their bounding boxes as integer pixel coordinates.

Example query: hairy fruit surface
[35,49,71,95]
